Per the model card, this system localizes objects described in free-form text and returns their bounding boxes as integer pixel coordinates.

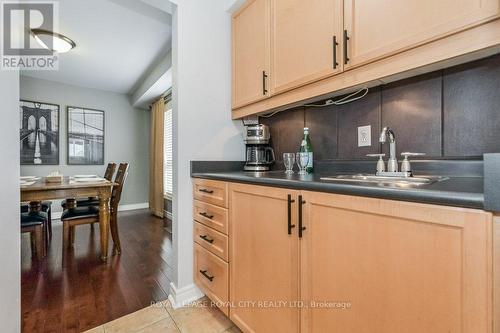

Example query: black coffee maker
[243,124,275,171]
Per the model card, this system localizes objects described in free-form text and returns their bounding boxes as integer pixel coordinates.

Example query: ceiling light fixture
[31,29,76,53]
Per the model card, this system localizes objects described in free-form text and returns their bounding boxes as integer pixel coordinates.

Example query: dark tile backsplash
[304,104,338,160]
[261,53,500,161]
[443,55,500,157]
[337,87,381,159]
[381,72,442,156]
[261,107,305,161]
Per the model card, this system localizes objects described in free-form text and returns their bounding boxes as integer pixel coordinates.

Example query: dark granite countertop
[191,161,486,209]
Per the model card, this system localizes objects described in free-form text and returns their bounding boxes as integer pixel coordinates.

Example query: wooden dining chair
[61,162,117,210]
[60,163,129,255]
[108,163,129,254]
[21,210,48,260]
[21,201,52,241]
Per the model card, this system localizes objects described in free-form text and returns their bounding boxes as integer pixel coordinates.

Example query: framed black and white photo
[20,100,60,165]
[67,106,105,165]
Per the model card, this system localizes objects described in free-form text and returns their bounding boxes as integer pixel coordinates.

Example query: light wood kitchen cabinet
[226,182,495,332]
[194,243,229,315]
[193,178,228,208]
[232,0,271,108]
[193,199,229,234]
[194,221,229,261]
[342,0,500,69]
[229,183,300,333]
[271,0,343,93]
[231,0,500,118]
[192,179,230,315]
[300,191,493,333]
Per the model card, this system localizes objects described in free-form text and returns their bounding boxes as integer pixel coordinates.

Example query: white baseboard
[51,202,150,220]
[167,282,204,309]
[119,202,149,211]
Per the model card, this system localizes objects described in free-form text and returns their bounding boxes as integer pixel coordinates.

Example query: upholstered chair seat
[60,206,99,221]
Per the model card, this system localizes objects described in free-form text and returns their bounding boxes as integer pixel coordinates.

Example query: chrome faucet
[379,127,398,172]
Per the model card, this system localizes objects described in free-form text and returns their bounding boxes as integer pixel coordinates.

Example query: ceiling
[21,0,172,95]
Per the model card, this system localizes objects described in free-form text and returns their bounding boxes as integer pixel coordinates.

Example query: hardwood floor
[21,209,173,333]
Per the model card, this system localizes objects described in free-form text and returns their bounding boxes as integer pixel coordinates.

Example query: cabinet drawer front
[193,200,228,235]
[194,222,229,261]
[193,179,228,208]
[194,243,229,310]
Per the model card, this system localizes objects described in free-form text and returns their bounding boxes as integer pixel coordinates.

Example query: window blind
[163,98,173,196]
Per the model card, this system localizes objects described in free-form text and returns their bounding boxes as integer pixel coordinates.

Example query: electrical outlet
[358,125,371,147]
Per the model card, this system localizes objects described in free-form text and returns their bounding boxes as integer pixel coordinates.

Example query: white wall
[20,76,150,211]
[0,71,21,332]
[168,0,245,303]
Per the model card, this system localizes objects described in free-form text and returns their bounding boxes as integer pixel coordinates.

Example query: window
[163,97,173,196]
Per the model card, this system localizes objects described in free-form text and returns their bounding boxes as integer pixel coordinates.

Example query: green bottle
[300,127,313,173]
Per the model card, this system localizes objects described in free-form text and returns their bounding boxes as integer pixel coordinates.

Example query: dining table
[21,176,117,261]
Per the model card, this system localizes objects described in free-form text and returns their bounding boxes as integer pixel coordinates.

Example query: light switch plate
[358,125,371,147]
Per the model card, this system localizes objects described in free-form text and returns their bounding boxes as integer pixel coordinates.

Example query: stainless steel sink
[320,174,448,187]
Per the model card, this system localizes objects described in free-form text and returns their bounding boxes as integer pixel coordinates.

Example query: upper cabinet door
[272,0,343,94]
[232,0,271,109]
[344,0,500,69]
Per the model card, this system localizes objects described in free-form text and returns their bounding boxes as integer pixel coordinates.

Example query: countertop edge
[192,172,485,210]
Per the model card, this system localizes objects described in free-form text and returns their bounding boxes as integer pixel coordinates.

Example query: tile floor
[85,297,242,333]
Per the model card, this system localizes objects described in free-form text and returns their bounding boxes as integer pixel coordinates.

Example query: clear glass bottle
[299,127,313,173]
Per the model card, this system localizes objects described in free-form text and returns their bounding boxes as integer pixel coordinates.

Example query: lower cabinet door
[229,183,300,333]
[300,191,493,333]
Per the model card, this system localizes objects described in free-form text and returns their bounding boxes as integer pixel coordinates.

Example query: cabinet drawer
[194,243,229,315]
[194,222,229,261]
[193,179,228,208]
[193,200,228,235]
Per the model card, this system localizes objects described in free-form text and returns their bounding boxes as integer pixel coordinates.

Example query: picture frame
[67,106,105,165]
[19,100,60,165]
